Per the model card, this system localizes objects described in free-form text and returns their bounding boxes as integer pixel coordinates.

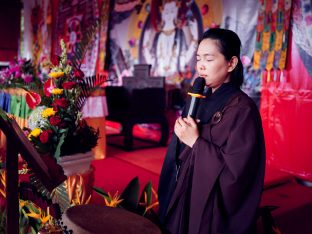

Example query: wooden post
[6,140,19,234]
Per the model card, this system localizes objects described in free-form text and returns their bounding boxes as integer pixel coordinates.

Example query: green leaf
[93,186,109,198]
[140,181,152,206]
[58,128,68,134]
[50,182,71,212]
[54,131,67,159]
[120,177,140,212]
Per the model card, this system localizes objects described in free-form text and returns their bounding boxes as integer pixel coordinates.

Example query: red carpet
[90,145,165,205]
[89,123,312,233]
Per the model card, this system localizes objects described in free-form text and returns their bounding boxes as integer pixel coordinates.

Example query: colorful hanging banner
[97,0,111,76]
[22,0,52,65]
[253,0,292,77]
[52,0,100,76]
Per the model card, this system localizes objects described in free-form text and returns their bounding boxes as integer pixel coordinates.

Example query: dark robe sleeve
[158,134,179,223]
[190,103,265,234]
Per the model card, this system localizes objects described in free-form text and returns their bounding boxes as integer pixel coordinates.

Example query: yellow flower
[25,206,52,224]
[28,128,41,139]
[19,199,28,208]
[49,71,64,79]
[139,187,159,215]
[51,88,64,95]
[41,108,56,118]
[104,191,123,207]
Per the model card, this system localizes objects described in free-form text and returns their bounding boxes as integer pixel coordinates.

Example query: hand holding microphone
[175,77,206,147]
[184,77,206,118]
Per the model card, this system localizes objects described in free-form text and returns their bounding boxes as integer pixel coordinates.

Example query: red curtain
[260,31,312,181]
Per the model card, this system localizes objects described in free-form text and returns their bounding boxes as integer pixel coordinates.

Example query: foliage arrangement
[0,58,45,90]
[93,177,159,219]
[25,40,99,159]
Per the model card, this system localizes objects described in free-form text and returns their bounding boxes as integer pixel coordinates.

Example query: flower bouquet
[0,58,45,90]
[25,40,99,160]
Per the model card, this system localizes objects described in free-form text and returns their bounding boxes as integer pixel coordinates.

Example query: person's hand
[174,116,199,148]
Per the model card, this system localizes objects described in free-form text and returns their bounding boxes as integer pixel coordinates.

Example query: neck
[163,21,175,31]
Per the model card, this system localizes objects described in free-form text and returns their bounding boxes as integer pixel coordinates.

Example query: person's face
[196,38,237,91]
[162,2,178,23]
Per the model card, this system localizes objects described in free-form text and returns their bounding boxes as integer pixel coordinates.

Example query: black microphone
[185,77,206,118]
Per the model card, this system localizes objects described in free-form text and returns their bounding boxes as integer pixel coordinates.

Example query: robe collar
[197,81,240,124]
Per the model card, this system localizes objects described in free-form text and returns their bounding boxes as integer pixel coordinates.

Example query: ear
[228,56,238,72]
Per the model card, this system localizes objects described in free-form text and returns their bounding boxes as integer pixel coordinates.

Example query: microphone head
[191,77,206,94]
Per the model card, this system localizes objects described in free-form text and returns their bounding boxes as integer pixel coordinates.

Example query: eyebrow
[196,53,215,57]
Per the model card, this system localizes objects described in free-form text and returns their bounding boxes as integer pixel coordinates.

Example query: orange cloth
[84,117,106,160]
[82,89,107,160]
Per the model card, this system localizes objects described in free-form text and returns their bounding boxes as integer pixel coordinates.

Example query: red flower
[62,81,76,89]
[50,116,62,126]
[51,54,60,66]
[25,91,41,109]
[53,98,69,109]
[39,130,50,143]
[74,69,84,80]
[44,78,56,97]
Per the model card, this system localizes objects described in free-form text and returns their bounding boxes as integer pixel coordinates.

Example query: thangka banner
[292,0,312,77]
[53,0,100,77]
[253,0,292,76]
[97,0,110,76]
[107,0,222,86]
[22,0,52,65]
[221,0,259,62]
[221,0,260,105]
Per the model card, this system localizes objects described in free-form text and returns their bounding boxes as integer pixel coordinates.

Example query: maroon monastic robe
[161,90,265,234]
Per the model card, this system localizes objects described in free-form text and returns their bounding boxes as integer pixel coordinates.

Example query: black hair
[199,28,244,88]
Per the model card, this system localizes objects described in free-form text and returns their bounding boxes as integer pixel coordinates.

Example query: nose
[198,64,205,71]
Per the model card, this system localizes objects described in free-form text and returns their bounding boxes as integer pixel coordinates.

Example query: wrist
[189,136,199,148]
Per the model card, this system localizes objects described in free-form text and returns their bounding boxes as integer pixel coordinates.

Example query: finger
[178,117,188,127]
[175,117,182,127]
[186,116,197,127]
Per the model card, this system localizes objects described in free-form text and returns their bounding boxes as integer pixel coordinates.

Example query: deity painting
[139,0,203,85]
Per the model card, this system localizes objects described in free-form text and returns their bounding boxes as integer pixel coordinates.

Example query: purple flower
[1,69,11,79]
[15,71,21,78]
[18,58,26,66]
[23,74,33,83]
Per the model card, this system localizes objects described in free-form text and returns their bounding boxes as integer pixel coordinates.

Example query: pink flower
[15,71,21,78]
[18,58,26,66]
[44,78,56,97]
[23,74,33,83]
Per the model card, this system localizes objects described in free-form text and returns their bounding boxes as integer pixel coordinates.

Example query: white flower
[27,106,49,130]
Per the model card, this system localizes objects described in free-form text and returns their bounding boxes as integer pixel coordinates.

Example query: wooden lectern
[0,109,66,234]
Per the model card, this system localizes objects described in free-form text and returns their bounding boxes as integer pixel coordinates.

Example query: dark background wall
[0,0,22,62]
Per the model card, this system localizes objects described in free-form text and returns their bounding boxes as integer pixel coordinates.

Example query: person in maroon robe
[158,28,265,234]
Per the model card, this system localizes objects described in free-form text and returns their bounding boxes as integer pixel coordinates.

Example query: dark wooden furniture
[0,110,66,234]
[105,65,169,150]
